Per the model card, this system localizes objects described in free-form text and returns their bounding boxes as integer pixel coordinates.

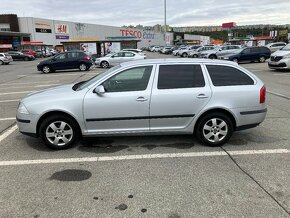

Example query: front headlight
[17,102,29,114]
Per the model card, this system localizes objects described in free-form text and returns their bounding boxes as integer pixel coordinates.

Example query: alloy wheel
[202,118,228,143]
[42,66,50,73]
[45,121,73,147]
[79,64,87,71]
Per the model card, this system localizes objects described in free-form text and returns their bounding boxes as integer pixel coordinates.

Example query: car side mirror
[94,85,105,95]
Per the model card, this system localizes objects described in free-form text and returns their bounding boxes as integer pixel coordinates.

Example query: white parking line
[18,73,97,77]
[0,84,60,90]
[0,91,33,96]
[0,99,20,103]
[0,81,60,86]
[267,90,290,100]
[0,125,18,144]
[0,118,15,121]
[0,149,288,167]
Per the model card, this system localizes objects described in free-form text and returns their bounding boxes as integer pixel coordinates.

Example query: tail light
[260,85,266,104]
[83,56,91,60]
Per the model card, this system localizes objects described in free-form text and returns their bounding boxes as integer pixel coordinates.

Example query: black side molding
[20,131,38,138]
[236,123,260,131]
[16,117,31,123]
[86,114,195,122]
[240,108,267,115]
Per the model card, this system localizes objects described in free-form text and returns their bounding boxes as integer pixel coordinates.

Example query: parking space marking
[0,125,17,143]
[0,118,15,121]
[0,99,20,103]
[0,149,288,167]
[0,91,33,96]
[18,72,97,78]
[0,81,60,86]
[267,90,290,100]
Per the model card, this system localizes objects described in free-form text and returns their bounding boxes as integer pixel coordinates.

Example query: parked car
[37,51,93,73]
[95,51,145,68]
[268,43,290,70]
[266,42,287,53]
[173,47,188,56]
[188,46,215,58]
[17,59,267,150]
[21,49,37,58]
[150,46,161,52]
[0,53,13,65]
[178,45,202,57]
[160,46,174,54]
[122,49,146,58]
[201,45,241,59]
[218,47,271,63]
[6,51,35,61]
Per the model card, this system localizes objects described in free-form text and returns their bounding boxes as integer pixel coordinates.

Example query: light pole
[164,0,167,32]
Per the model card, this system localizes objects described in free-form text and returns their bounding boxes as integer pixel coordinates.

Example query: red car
[21,49,37,58]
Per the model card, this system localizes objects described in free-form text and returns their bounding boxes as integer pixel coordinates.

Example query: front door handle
[136,97,148,102]
[197,94,209,99]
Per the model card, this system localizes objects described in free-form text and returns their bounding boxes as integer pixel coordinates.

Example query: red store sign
[120,29,142,39]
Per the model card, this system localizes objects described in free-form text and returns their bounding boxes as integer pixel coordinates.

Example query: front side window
[102,66,153,92]
[158,65,205,89]
[124,52,135,57]
[55,53,66,60]
[206,65,254,86]
[112,53,123,58]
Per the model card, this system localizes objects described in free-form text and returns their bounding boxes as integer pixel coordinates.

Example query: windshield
[281,44,290,51]
[76,65,121,91]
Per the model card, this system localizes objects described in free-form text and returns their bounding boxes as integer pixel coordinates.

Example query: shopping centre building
[0,14,211,54]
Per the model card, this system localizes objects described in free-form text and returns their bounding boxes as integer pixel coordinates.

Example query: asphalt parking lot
[0,53,290,217]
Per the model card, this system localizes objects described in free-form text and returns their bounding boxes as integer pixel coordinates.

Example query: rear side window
[206,65,254,86]
[158,65,205,89]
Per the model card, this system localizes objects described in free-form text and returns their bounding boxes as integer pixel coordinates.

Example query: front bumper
[268,59,290,69]
[16,113,39,137]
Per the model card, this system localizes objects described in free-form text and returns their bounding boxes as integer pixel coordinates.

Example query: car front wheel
[101,61,109,68]
[79,63,87,71]
[196,112,233,147]
[259,56,266,63]
[39,115,79,150]
[42,65,51,74]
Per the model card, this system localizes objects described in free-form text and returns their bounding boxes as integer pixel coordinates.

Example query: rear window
[206,65,254,86]
[158,65,205,89]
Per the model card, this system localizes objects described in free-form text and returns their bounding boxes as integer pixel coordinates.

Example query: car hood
[272,50,290,56]
[22,84,74,102]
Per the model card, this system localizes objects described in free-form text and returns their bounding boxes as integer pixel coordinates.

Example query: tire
[0,60,4,65]
[101,61,109,68]
[39,115,80,150]
[24,57,29,61]
[79,63,87,71]
[182,53,188,58]
[232,58,239,63]
[195,112,233,147]
[193,54,198,58]
[209,54,217,59]
[259,56,266,63]
[42,65,51,74]
[5,62,10,65]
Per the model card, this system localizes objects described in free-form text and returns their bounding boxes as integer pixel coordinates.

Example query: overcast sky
[1,0,290,27]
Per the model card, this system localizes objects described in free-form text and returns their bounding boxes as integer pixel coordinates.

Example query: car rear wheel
[101,61,109,68]
[209,54,217,59]
[182,53,188,57]
[5,62,10,65]
[24,57,29,61]
[39,115,79,150]
[42,65,51,74]
[79,63,87,71]
[0,60,4,65]
[259,56,266,63]
[193,54,198,58]
[195,112,233,147]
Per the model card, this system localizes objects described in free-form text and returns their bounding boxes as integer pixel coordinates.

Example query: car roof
[120,58,239,67]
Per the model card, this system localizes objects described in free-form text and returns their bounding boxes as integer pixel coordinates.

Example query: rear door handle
[197,94,209,99]
[136,97,148,102]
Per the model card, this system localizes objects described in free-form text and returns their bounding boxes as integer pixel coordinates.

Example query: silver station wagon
[17,59,267,149]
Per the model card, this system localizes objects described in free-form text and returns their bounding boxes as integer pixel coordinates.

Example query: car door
[66,52,79,69]
[110,52,124,65]
[83,65,155,133]
[123,52,136,62]
[52,53,68,70]
[150,64,211,131]
[239,48,252,62]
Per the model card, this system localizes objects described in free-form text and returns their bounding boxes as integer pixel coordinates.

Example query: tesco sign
[120,29,154,40]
